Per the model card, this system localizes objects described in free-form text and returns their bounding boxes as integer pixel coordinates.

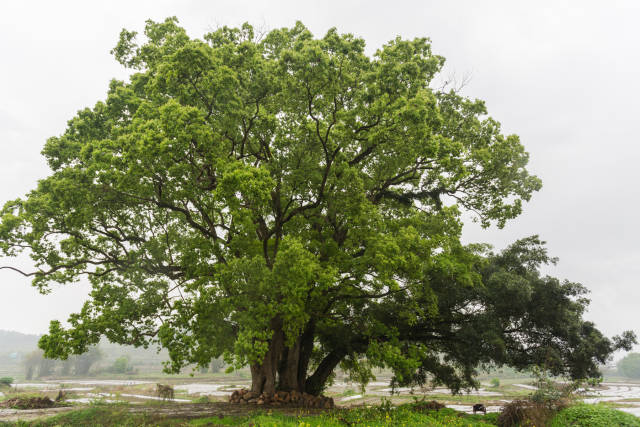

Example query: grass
[0,403,499,427]
[0,393,638,426]
[550,403,640,426]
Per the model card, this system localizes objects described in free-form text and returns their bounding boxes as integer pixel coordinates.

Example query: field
[1,375,640,426]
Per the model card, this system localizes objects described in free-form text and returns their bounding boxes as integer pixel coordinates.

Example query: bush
[497,399,554,427]
[497,369,584,427]
[529,369,580,411]
[491,377,500,388]
[0,377,13,387]
[551,403,640,427]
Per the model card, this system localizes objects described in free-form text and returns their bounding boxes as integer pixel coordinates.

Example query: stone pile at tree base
[230,389,335,409]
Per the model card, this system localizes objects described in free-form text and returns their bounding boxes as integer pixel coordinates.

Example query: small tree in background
[618,353,640,379]
[109,355,136,374]
[73,346,103,376]
[209,357,225,374]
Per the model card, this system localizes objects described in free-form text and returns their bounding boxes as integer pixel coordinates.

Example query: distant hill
[0,330,40,354]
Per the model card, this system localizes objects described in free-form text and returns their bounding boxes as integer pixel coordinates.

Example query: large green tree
[0,19,633,395]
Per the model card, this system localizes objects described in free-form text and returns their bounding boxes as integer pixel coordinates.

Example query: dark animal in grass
[473,403,487,414]
[156,384,174,400]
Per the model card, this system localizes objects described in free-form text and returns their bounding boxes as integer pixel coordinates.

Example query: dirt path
[0,406,75,422]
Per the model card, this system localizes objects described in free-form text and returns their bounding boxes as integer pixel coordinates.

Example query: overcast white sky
[0,1,638,356]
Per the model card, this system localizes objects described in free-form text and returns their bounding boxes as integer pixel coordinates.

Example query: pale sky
[0,1,638,356]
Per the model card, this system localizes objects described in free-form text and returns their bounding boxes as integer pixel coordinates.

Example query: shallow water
[513,383,537,390]
[52,379,152,386]
[583,383,640,403]
[119,393,192,402]
[173,383,241,396]
[580,383,640,416]
[340,394,363,401]
[10,383,59,389]
[65,398,123,404]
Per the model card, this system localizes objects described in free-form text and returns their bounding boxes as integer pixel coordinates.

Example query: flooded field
[2,377,640,421]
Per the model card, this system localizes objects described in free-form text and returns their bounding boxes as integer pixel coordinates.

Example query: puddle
[513,383,537,390]
[340,395,363,402]
[119,393,192,402]
[10,384,59,389]
[51,380,152,386]
[66,398,122,404]
[173,384,240,396]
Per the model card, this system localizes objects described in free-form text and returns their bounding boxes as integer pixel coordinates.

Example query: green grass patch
[551,403,640,427]
[1,406,160,427]
[190,406,498,427]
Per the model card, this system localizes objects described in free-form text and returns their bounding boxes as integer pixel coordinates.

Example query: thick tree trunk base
[230,388,335,409]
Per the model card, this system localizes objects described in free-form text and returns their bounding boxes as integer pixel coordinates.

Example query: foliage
[0,376,13,387]
[108,355,135,374]
[550,403,640,427]
[496,369,594,426]
[490,378,500,388]
[619,353,640,379]
[0,17,633,396]
[528,369,580,411]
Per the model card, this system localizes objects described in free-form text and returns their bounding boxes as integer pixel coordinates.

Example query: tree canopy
[0,18,633,395]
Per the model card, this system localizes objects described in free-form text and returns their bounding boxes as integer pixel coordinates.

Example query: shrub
[529,369,582,412]
[497,399,554,427]
[0,377,13,387]
[551,403,640,427]
[491,377,501,388]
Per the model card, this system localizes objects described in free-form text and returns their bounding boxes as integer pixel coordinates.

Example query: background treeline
[0,329,227,379]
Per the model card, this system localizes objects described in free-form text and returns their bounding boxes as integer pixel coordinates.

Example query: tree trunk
[249,319,285,395]
[277,339,301,391]
[305,349,346,396]
[297,321,316,392]
[249,319,338,396]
